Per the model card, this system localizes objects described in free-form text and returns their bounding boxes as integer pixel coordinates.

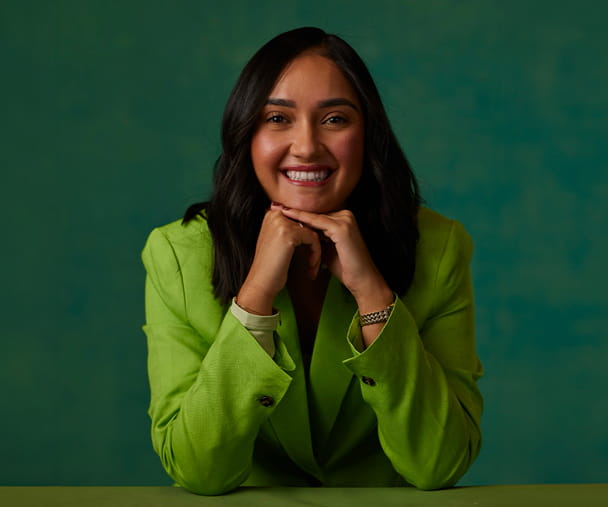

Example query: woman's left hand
[280,207,394,316]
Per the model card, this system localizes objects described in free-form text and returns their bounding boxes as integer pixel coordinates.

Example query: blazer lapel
[268,288,321,478]
[308,276,357,448]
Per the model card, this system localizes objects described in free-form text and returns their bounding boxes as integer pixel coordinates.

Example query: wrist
[236,280,277,316]
[352,275,394,315]
[349,272,394,350]
[359,301,394,327]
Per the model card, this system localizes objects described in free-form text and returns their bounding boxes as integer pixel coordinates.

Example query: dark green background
[2,0,606,486]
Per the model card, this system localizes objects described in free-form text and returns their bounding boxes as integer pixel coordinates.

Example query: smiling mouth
[283,169,333,182]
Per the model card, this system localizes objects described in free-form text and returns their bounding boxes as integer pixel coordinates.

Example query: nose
[290,121,321,160]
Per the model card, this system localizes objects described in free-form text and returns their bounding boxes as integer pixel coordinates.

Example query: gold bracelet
[359,303,394,327]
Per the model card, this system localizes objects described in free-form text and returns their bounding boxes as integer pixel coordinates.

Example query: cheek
[251,134,286,197]
[251,133,283,171]
[333,131,364,172]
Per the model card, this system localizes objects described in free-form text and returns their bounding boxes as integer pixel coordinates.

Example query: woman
[142,27,483,495]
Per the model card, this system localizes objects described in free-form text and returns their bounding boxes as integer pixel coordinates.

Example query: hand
[279,207,393,314]
[236,204,322,315]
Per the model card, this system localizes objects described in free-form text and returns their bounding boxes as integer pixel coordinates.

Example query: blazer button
[257,395,274,407]
[361,376,376,386]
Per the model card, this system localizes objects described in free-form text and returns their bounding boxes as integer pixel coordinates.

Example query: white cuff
[230,298,280,357]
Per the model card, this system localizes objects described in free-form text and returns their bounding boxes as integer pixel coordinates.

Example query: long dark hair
[184,27,421,304]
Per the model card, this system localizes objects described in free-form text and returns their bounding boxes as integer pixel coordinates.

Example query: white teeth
[285,170,330,182]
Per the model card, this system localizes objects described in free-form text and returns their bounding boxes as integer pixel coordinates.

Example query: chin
[293,203,331,214]
[281,197,341,214]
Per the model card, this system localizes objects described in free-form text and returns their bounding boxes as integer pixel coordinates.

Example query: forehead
[269,53,359,102]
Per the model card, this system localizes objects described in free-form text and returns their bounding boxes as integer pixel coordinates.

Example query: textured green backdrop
[1,0,606,486]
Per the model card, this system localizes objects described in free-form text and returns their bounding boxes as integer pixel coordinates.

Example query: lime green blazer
[142,207,483,495]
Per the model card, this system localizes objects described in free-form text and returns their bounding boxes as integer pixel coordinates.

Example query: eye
[323,114,348,125]
[265,113,288,124]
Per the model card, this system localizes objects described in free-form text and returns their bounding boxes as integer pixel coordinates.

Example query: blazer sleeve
[342,219,483,490]
[142,227,295,495]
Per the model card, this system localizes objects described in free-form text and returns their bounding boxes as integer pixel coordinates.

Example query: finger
[293,225,322,278]
[306,230,322,279]
[280,208,336,233]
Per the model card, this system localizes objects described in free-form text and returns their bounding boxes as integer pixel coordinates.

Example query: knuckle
[264,209,280,223]
[276,225,290,238]
[337,221,349,233]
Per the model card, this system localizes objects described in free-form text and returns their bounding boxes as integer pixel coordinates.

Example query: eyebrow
[265,97,359,111]
[317,98,359,111]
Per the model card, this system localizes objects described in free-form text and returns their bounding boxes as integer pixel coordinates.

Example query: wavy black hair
[184,27,421,304]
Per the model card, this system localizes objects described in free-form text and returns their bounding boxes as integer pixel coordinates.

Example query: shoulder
[406,207,473,302]
[402,207,473,324]
[145,213,211,249]
[142,213,213,273]
[417,206,473,263]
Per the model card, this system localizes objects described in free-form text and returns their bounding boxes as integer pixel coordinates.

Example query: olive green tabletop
[1,484,607,507]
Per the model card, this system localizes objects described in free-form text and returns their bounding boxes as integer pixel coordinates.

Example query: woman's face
[251,53,364,213]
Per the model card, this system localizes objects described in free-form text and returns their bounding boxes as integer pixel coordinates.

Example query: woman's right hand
[235,203,322,315]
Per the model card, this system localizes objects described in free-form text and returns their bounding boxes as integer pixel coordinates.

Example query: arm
[279,207,482,489]
[343,220,483,490]
[142,227,295,495]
